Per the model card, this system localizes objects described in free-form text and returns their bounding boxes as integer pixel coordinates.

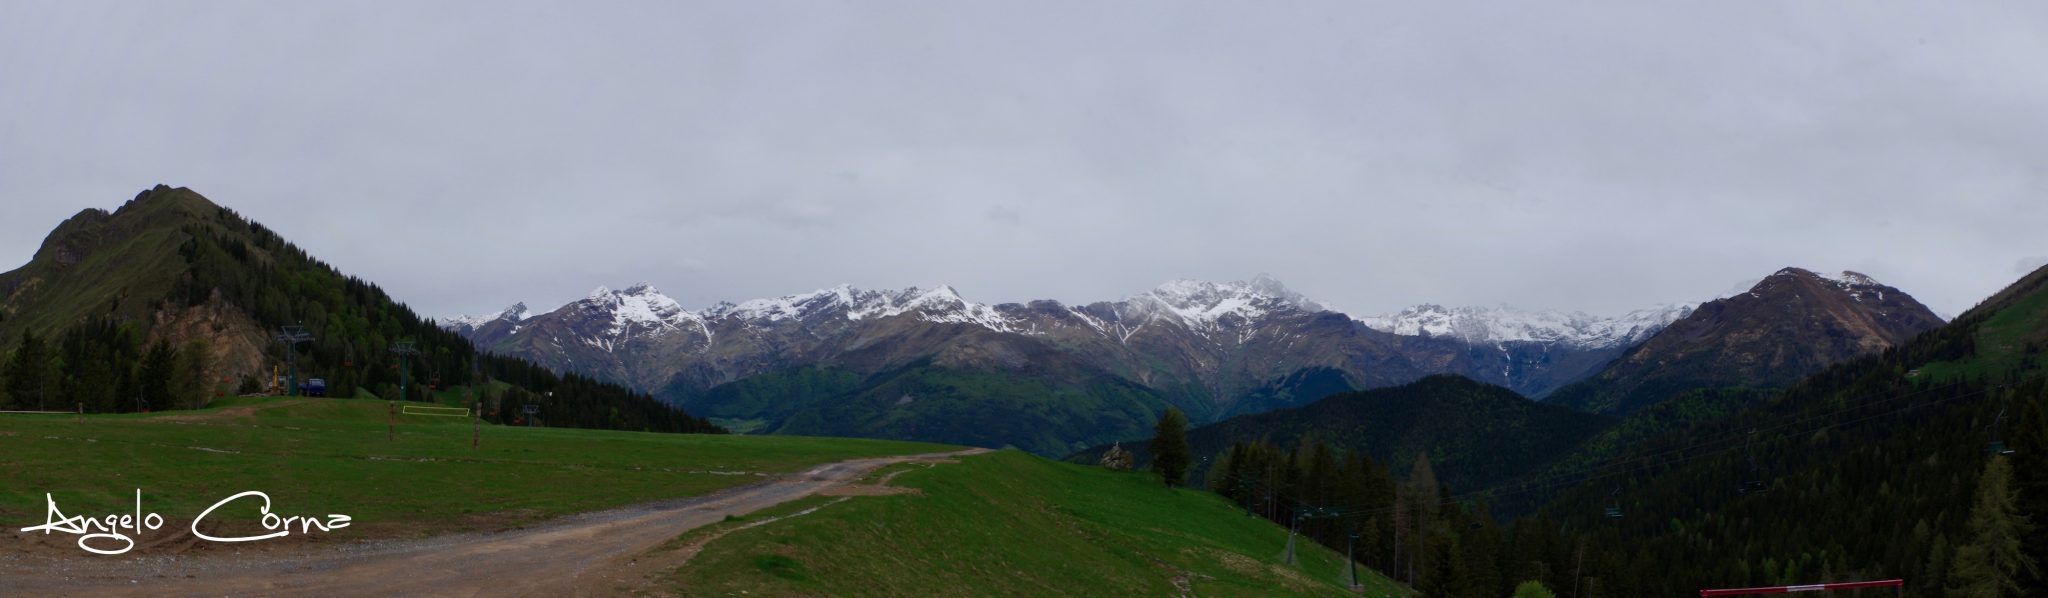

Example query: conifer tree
[2012,383,2048,567]
[171,339,212,409]
[1407,453,1441,587]
[1512,580,1558,598]
[137,340,177,412]
[1950,456,2041,597]
[3,330,52,410]
[1149,407,1190,487]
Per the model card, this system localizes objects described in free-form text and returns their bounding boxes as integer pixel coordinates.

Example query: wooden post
[76,402,83,424]
[387,402,395,442]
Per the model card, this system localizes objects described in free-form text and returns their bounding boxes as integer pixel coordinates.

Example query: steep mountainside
[1546,267,1944,415]
[1516,264,2048,596]
[0,186,717,433]
[454,276,1689,453]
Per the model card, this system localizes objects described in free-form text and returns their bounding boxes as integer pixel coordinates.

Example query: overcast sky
[4,2,2044,319]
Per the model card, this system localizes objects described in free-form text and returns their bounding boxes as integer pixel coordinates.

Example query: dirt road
[0,448,984,597]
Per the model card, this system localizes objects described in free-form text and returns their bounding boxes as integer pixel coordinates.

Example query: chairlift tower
[1740,429,1770,494]
[390,340,420,402]
[1986,397,2017,456]
[276,325,314,397]
[1346,528,1363,590]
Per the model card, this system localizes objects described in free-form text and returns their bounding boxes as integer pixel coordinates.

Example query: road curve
[1,448,986,597]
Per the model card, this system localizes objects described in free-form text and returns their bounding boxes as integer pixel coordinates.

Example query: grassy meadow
[664,450,1409,597]
[0,396,950,539]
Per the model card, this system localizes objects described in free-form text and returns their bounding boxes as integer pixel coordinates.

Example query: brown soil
[152,398,309,422]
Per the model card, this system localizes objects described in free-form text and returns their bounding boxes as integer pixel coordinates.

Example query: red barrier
[1701,579,1903,596]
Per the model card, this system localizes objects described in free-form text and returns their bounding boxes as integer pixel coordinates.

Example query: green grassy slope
[664,451,1407,597]
[0,396,948,539]
[0,188,208,344]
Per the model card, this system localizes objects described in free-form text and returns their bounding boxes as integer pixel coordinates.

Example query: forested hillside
[1194,265,2048,595]
[1074,375,1611,492]
[0,186,720,433]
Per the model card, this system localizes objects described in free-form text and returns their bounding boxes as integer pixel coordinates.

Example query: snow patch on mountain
[1756,267,1897,304]
[1359,304,1693,348]
[445,302,534,330]
[707,284,1018,332]
[579,283,710,341]
[1125,274,1329,331]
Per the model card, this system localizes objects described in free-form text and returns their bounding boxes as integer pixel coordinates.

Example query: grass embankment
[1917,279,2048,382]
[0,396,950,539]
[666,450,1407,597]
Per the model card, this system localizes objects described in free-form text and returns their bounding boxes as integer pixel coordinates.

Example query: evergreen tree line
[1520,379,2044,596]
[1506,286,2048,596]
[0,320,212,413]
[1199,384,2042,597]
[1208,439,1537,596]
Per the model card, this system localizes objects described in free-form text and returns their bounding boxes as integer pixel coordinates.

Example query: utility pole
[470,361,482,450]
[276,325,314,397]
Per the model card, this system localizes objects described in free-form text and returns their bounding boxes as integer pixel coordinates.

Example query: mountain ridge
[1546,266,1945,415]
[447,274,1702,452]
[0,186,719,433]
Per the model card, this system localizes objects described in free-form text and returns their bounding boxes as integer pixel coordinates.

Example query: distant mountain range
[445,267,1936,454]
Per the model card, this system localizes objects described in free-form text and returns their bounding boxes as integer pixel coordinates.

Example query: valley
[0,187,2035,596]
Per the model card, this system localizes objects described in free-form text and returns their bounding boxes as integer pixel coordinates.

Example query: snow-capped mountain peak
[579,283,703,337]
[1130,275,1329,330]
[705,284,1016,331]
[1747,268,1897,304]
[1359,303,1693,348]
[444,302,535,330]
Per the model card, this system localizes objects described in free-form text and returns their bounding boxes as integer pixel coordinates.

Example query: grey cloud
[2,1,2044,319]
[2018,257,2048,275]
[985,205,1022,226]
